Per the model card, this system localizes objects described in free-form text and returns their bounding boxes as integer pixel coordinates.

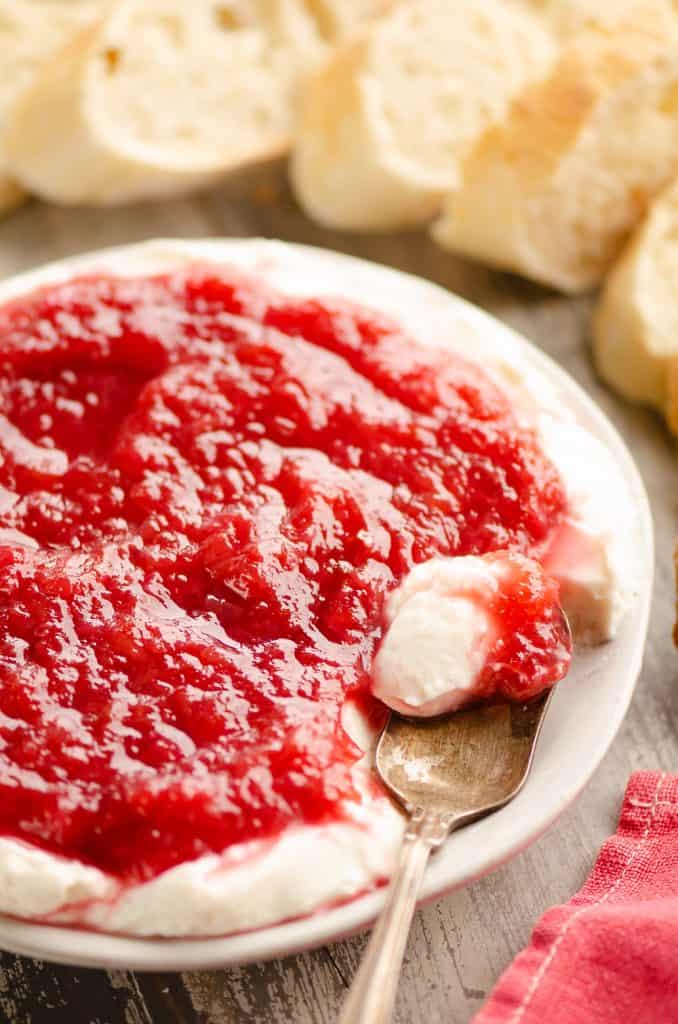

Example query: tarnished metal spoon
[337,688,556,1024]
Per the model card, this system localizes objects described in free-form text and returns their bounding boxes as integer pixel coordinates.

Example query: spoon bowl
[377,692,553,827]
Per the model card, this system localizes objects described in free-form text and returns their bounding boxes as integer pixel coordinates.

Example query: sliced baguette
[290,0,556,231]
[433,12,678,293]
[593,178,678,429]
[0,0,102,215]
[4,0,331,206]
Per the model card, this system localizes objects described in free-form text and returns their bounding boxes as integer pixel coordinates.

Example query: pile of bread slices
[4,0,678,432]
[0,0,389,212]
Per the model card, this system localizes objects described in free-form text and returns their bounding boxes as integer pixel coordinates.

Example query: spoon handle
[337,810,450,1024]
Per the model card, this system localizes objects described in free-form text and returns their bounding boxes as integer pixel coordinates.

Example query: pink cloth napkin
[473,771,678,1024]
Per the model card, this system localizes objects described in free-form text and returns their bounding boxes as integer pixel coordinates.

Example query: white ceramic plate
[0,241,653,970]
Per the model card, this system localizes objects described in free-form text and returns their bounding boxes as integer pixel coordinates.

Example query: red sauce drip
[0,267,567,880]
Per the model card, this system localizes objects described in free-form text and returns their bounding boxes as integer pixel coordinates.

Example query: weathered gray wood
[0,162,676,1023]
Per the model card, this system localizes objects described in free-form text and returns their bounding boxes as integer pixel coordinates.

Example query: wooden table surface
[0,164,675,1024]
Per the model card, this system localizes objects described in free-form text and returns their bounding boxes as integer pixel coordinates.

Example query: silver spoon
[337,685,558,1023]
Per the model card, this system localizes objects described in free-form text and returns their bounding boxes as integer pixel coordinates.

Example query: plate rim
[0,239,654,970]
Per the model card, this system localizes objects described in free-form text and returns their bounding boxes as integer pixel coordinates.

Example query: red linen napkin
[473,771,678,1024]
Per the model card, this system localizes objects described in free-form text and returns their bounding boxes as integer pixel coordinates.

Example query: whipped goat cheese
[372,556,500,716]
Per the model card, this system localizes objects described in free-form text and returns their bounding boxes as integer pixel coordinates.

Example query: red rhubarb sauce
[0,267,569,881]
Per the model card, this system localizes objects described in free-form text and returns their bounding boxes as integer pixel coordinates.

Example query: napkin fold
[474,771,678,1024]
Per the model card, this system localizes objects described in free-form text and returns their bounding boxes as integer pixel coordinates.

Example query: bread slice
[290,0,556,231]
[593,178,678,429]
[4,0,334,206]
[0,1,102,215]
[433,10,678,293]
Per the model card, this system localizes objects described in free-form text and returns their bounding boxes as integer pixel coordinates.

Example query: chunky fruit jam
[375,552,572,717]
[469,554,571,702]
[0,267,567,881]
